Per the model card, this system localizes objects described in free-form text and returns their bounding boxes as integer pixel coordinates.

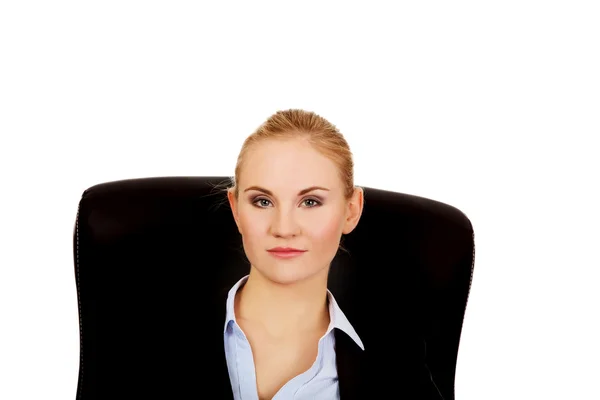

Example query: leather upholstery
[73,176,475,399]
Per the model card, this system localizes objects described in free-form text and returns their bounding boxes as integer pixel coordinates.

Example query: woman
[221,109,443,399]
[224,109,364,399]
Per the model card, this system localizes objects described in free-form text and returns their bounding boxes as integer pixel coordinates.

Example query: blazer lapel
[335,328,366,400]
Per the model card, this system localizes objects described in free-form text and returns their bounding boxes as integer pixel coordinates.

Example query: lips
[267,247,306,253]
[267,247,307,259]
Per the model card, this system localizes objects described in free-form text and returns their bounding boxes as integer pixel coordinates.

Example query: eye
[253,198,272,208]
[251,197,322,208]
[303,198,321,207]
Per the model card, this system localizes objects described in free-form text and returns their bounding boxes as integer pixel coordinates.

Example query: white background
[1,1,598,399]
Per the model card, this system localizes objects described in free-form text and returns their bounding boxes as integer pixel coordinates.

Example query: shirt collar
[224,275,364,351]
[223,275,247,333]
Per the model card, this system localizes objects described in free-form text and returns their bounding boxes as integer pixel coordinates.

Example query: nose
[270,208,300,237]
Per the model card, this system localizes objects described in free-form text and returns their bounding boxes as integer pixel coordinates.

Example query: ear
[342,187,364,235]
[227,188,242,234]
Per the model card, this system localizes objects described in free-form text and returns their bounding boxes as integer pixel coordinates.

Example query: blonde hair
[229,109,358,201]
[217,108,361,254]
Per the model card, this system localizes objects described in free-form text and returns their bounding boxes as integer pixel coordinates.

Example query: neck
[235,267,330,339]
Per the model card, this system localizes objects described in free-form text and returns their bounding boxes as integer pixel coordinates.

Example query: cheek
[238,213,264,248]
[307,213,344,250]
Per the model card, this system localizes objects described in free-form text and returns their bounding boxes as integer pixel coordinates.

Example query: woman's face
[228,137,363,285]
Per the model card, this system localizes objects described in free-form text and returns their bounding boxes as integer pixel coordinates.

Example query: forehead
[240,139,341,190]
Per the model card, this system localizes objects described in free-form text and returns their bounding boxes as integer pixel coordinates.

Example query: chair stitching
[76,205,84,399]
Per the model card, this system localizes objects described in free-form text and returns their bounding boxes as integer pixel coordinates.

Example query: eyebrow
[243,186,330,196]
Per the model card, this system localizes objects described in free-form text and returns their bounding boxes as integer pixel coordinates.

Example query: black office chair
[73,176,475,399]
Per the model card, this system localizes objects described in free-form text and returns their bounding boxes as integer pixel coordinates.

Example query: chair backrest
[73,176,475,399]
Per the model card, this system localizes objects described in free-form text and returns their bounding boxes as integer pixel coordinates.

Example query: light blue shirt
[223,275,364,399]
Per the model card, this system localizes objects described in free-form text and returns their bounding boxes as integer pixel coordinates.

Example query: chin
[255,260,326,286]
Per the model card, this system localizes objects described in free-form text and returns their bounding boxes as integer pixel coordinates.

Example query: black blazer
[211,289,444,399]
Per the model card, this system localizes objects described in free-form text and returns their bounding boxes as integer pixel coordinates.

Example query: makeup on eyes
[250,196,323,208]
